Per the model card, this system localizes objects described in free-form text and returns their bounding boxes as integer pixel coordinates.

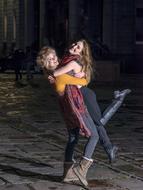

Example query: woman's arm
[53,61,81,77]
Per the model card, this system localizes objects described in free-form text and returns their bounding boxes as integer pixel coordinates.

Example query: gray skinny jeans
[65,111,99,161]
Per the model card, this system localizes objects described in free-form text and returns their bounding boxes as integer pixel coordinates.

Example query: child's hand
[48,75,55,84]
[74,72,85,78]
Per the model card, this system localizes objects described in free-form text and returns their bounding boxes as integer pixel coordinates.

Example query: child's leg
[80,87,102,126]
[64,127,79,162]
[81,87,131,126]
[81,87,112,147]
[101,89,131,125]
[80,86,118,162]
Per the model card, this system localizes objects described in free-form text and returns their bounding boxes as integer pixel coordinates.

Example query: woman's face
[45,52,59,70]
[69,41,84,55]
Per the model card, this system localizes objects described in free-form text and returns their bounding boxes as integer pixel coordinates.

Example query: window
[136,8,143,18]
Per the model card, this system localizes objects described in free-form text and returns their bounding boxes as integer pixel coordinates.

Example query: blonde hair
[36,46,56,69]
[79,39,94,82]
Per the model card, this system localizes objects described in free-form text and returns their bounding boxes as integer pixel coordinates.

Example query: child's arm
[55,74,87,93]
[56,74,87,85]
[74,71,85,78]
[53,61,80,77]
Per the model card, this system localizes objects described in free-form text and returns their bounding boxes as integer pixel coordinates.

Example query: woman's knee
[68,132,79,145]
[70,136,79,144]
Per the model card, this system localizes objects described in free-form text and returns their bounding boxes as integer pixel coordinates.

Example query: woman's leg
[63,128,80,182]
[64,127,80,162]
[73,112,99,187]
[82,113,99,159]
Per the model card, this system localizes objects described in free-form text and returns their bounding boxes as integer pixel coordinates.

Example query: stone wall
[0,0,25,56]
[95,60,120,82]
[103,0,135,55]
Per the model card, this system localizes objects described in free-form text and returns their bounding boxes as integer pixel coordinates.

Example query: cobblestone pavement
[0,73,143,190]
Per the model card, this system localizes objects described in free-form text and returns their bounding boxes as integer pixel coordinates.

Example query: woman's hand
[48,75,55,84]
[74,72,85,78]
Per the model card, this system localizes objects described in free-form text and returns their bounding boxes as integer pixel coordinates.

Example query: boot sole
[63,178,79,183]
[109,146,119,164]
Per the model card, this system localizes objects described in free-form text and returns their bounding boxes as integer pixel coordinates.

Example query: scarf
[59,54,91,137]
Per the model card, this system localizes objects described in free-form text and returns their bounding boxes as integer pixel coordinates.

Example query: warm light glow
[4,15,7,40]
[13,15,16,40]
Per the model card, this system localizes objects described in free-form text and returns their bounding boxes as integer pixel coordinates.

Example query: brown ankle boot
[73,157,93,187]
[63,162,79,183]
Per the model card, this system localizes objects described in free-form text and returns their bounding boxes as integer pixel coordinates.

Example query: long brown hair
[79,39,94,82]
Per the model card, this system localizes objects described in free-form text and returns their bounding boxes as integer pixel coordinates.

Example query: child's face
[45,52,59,71]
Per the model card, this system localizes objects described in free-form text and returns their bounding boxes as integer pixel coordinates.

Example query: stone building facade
[0,0,141,73]
[0,0,24,56]
[0,0,39,56]
[136,0,143,73]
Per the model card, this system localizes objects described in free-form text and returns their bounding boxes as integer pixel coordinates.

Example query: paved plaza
[0,73,143,190]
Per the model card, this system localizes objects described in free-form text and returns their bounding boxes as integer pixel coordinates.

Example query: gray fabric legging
[65,112,99,161]
[80,86,123,152]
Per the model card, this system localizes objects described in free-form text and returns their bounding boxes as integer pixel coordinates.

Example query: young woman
[37,46,100,187]
[53,39,131,163]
